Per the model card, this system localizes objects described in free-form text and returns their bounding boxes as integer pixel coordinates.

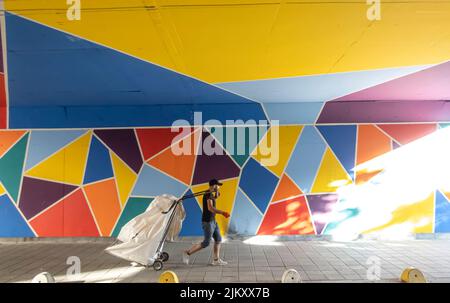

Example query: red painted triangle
[30,189,99,237]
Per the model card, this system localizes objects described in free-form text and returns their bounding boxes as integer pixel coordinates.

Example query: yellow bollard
[159,270,179,283]
[400,267,427,283]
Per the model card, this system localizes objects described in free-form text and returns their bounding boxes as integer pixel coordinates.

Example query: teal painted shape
[228,189,262,236]
[25,130,86,170]
[439,123,450,129]
[285,126,326,193]
[435,190,450,233]
[322,207,360,235]
[132,164,187,197]
[111,197,153,237]
[206,125,268,166]
[0,194,35,237]
[316,125,356,180]
[0,133,28,202]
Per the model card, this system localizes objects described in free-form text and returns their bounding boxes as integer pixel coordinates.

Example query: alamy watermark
[367,0,381,21]
[67,0,81,21]
[169,112,280,167]
[66,256,81,281]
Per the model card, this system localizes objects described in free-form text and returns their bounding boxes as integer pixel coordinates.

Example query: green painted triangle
[0,133,28,203]
[206,126,267,167]
[111,197,153,237]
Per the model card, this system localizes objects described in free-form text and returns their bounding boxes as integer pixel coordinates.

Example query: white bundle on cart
[105,194,185,269]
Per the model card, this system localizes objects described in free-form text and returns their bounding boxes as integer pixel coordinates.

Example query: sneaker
[211,258,228,266]
[182,252,190,265]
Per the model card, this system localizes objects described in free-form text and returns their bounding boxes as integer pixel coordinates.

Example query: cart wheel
[161,252,169,262]
[153,260,163,271]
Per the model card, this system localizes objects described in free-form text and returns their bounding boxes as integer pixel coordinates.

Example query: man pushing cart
[105,179,229,271]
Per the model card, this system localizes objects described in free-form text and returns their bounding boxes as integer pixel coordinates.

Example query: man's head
[209,179,223,192]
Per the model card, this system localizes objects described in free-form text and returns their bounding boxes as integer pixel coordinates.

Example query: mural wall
[0,124,449,238]
[0,1,449,237]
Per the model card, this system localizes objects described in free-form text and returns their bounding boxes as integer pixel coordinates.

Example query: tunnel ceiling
[2,0,450,127]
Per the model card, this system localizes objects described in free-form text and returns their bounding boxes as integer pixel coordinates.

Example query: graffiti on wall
[0,123,449,238]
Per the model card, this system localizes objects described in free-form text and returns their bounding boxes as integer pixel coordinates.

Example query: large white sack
[105,194,185,265]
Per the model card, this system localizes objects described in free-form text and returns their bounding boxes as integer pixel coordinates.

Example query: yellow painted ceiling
[5,0,450,83]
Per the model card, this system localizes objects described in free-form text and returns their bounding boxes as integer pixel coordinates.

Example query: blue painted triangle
[0,194,34,237]
[179,190,203,236]
[83,136,114,184]
[286,126,326,192]
[435,190,450,233]
[25,130,87,170]
[132,164,187,197]
[316,125,356,180]
[217,65,431,103]
[239,158,279,214]
[228,189,262,236]
[6,12,267,128]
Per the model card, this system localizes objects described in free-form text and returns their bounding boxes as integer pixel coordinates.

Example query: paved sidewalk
[1,238,449,283]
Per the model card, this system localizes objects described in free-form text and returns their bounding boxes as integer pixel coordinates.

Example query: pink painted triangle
[334,61,450,101]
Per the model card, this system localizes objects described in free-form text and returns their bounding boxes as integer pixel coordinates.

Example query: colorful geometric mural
[0,124,448,237]
[1,2,450,128]
[0,1,449,238]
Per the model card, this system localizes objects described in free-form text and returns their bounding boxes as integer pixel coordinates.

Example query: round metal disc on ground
[32,272,56,283]
[401,267,427,283]
[281,269,302,283]
[159,270,179,283]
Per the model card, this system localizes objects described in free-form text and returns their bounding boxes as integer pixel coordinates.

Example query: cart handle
[161,189,214,214]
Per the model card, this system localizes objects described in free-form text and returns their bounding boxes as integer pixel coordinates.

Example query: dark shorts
[200,221,222,248]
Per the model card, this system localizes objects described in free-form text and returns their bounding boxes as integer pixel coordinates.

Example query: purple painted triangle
[94,129,143,173]
[306,194,339,235]
[392,140,401,149]
[192,130,240,185]
[334,61,450,101]
[316,100,450,123]
[18,177,78,219]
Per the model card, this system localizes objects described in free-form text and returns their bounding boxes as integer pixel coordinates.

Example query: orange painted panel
[147,129,199,185]
[0,131,26,157]
[356,125,392,185]
[271,173,303,203]
[84,179,121,236]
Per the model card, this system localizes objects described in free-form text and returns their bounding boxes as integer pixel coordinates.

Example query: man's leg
[211,222,226,264]
[213,242,220,261]
[186,243,203,255]
[183,222,211,264]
